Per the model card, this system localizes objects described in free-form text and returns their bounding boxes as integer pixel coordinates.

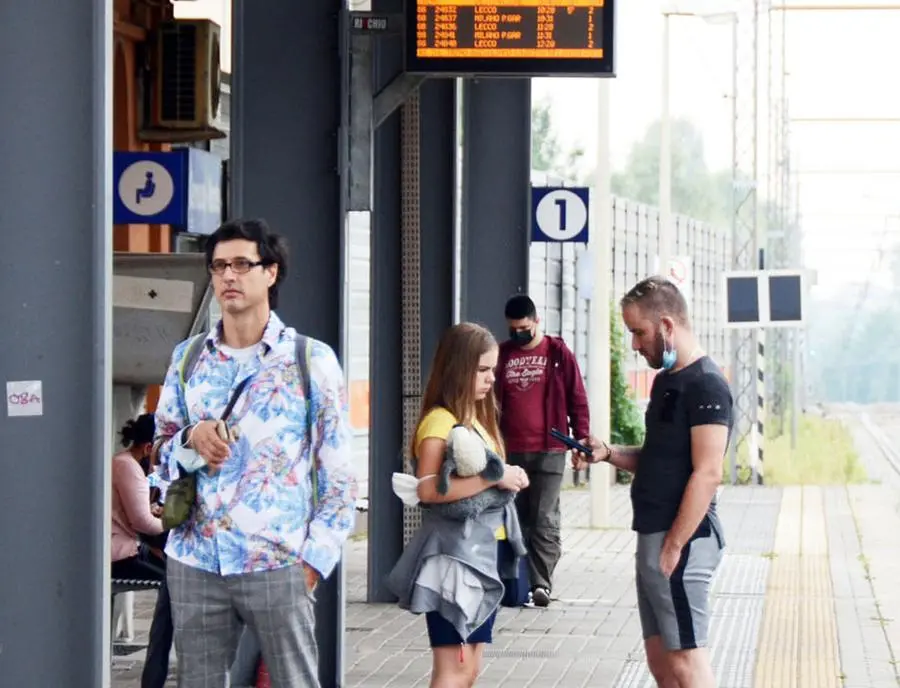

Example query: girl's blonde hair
[409,322,505,460]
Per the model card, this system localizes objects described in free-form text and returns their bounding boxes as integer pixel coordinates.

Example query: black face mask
[509,328,534,346]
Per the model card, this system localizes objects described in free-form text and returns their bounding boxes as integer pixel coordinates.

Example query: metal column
[766,5,792,439]
[368,54,457,599]
[460,78,531,338]
[368,5,404,603]
[0,0,113,686]
[400,91,425,546]
[395,77,459,550]
[728,1,761,483]
[230,2,345,685]
[419,78,457,373]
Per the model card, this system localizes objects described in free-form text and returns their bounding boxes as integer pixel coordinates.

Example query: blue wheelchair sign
[530,186,590,244]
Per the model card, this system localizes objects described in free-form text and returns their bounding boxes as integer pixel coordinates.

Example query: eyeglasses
[208,258,267,275]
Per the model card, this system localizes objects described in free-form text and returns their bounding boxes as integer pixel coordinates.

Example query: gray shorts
[635,526,724,651]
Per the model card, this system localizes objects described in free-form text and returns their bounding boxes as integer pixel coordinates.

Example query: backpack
[177,332,318,505]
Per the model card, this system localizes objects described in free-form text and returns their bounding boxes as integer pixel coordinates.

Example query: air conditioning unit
[142,19,225,142]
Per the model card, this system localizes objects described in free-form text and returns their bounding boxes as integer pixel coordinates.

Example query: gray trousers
[508,451,565,590]
[168,558,319,688]
[229,625,263,687]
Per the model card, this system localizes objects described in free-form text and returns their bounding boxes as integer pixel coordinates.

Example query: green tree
[610,119,788,232]
[611,118,718,221]
[532,97,560,172]
[706,168,735,228]
[531,97,586,181]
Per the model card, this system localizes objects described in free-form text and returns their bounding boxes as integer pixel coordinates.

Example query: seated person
[112,414,165,579]
[143,468,170,558]
[111,414,172,688]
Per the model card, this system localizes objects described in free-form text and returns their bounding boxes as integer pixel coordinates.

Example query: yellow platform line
[753,486,842,688]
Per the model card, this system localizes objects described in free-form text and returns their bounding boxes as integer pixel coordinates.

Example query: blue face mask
[660,330,677,371]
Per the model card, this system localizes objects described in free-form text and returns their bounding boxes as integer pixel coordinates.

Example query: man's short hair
[620,276,690,326]
[504,294,537,320]
[205,218,288,308]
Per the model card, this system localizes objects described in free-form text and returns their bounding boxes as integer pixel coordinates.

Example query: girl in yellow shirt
[410,322,529,687]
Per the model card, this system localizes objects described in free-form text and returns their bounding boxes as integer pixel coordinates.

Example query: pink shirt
[111,451,163,562]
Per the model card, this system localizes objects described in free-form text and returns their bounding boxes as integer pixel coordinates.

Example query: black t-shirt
[630,356,733,535]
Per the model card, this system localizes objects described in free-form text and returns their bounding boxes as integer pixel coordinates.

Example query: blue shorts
[424,540,516,646]
[425,609,497,647]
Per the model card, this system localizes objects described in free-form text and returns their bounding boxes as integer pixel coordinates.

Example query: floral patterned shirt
[154,312,358,577]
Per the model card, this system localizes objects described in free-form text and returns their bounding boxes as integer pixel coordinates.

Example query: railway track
[856,407,900,477]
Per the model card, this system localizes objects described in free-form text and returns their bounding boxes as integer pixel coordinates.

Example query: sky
[174,0,900,296]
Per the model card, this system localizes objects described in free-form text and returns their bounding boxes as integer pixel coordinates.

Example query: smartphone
[549,427,593,456]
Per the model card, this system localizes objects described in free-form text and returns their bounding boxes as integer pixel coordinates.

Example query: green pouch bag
[161,337,253,530]
[162,471,197,530]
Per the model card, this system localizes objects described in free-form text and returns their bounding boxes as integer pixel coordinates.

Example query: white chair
[112,590,135,642]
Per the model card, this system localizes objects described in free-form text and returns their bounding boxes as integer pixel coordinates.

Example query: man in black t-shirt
[573,276,732,688]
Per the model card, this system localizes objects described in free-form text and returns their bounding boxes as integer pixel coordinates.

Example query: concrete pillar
[0,1,113,686]
[419,78,457,367]
[367,65,457,602]
[460,79,532,339]
[367,0,405,603]
[230,1,344,684]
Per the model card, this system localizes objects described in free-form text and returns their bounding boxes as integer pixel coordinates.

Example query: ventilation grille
[159,23,198,122]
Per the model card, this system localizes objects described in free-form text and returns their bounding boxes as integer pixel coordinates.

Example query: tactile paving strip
[714,554,771,597]
[753,487,841,688]
[614,657,654,688]
[709,594,767,687]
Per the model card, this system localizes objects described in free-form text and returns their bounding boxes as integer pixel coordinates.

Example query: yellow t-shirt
[415,407,507,540]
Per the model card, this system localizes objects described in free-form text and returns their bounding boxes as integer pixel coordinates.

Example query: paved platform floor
[113,413,900,687]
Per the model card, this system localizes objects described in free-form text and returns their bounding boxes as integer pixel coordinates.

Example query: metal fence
[529,174,732,403]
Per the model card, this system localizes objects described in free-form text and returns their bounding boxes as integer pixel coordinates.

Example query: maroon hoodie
[495,335,590,453]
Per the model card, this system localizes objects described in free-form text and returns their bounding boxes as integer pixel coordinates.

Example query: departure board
[405,0,615,76]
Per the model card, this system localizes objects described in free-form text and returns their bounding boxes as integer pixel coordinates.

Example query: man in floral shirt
[154,219,357,687]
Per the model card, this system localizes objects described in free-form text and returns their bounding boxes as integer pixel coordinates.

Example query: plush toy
[428,424,514,521]
[390,424,515,521]
[437,424,503,493]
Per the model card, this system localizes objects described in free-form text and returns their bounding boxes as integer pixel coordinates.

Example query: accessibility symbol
[531,187,590,243]
[118,161,175,217]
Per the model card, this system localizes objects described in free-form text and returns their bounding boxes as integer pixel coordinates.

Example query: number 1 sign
[530,186,590,243]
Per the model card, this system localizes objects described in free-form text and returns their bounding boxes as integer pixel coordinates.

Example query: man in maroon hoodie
[496,294,590,607]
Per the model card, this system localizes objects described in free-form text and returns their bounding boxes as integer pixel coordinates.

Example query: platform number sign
[531,186,590,244]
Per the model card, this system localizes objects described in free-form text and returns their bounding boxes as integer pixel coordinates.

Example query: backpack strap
[167,333,207,480]
[178,333,208,389]
[174,333,207,430]
[294,335,317,507]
